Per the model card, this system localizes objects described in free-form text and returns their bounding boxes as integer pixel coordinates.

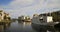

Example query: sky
[0,0,60,18]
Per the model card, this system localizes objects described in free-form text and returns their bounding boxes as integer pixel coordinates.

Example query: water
[0,21,37,32]
[0,21,60,32]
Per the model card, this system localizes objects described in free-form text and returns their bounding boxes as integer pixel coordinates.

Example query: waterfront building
[18,16,31,22]
[18,16,27,21]
[4,13,11,20]
[0,10,5,21]
[0,10,11,21]
[25,16,31,21]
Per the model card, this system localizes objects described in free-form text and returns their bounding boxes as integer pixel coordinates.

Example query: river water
[0,21,60,32]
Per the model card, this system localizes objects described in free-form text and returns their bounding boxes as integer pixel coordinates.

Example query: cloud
[0,0,60,18]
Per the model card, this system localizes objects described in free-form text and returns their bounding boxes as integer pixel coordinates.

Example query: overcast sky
[0,0,60,18]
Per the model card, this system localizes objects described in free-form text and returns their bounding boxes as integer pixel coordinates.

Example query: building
[4,13,11,20]
[33,14,39,18]
[0,10,5,21]
[0,10,11,21]
[18,16,31,21]
[18,16,26,21]
[25,16,31,21]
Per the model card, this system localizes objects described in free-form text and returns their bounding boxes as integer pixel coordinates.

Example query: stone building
[0,10,5,21]
[0,10,10,21]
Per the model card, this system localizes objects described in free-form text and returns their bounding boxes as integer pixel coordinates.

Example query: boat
[31,14,59,31]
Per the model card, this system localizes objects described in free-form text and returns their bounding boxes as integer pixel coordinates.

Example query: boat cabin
[39,13,53,23]
[40,16,53,23]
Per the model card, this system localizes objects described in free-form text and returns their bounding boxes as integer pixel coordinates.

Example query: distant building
[18,16,31,21]
[25,16,31,21]
[18,16,26,21]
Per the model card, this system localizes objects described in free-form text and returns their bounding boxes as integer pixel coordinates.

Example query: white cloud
[10,0,34,5]
[0,0,60,18]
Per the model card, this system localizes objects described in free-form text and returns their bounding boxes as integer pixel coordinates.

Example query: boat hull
[31,23,56,32]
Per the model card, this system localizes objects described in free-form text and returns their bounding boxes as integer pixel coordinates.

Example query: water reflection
[31,23,60,32]
[18,21,36,32]
[0,21,60,32]
[0,23,11,32]
[18,21,31,28]
[23,22,31,26]
[0,25,4,32]
[4,21,36,32]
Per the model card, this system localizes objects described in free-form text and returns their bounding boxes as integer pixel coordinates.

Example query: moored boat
[31,14,59,31]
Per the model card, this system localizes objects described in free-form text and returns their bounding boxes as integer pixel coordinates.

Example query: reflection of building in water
[0,24,10,32]
[0,25,5,32]
[23,22,31,27]
[23,22,31,25]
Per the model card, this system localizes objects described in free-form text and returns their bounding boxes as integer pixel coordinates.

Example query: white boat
[31,14,59,31]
